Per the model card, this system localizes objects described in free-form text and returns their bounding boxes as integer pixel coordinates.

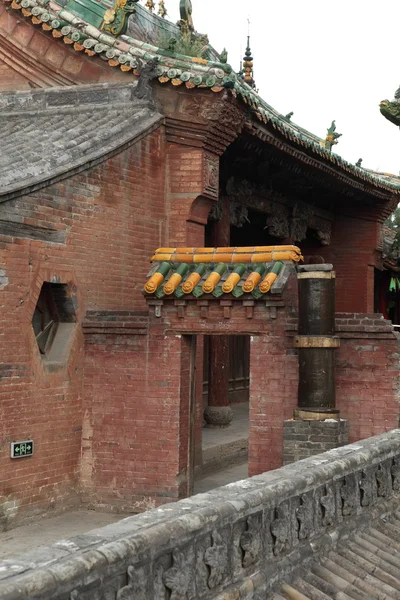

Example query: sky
[144,0,400,175]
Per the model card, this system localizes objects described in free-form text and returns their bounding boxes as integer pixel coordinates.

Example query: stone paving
[202,402,249,451]
[200,402,249,475]
[0,511,124,560]
[193,461,248,494]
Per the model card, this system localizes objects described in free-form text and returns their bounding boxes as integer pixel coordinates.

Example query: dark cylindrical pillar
[295,264,340,418]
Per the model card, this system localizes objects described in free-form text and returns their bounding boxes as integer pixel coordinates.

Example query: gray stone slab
[297,264,334,272]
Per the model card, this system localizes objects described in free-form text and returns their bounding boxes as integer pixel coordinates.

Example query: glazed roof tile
[125,4,220,61]
[6,0,400,195]
[0,82,162,200]
[272,511,400,599]
[143,246,301,298]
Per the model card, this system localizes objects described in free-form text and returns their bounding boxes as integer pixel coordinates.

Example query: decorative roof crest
[180,0,194,30]
[101,0,138,36]
[243,34,255,89]
[157,0,167,17]
[323,120,342,152]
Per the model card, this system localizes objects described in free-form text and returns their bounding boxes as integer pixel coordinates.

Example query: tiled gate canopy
[143,246,303,299]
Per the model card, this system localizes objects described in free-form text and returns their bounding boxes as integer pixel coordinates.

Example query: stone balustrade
[1,431,400,599]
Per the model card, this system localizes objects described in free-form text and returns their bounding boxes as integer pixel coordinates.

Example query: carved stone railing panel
[340,473,360,517]
[2,432,400,599]
[240,512,263,569]
[360,467,378,507]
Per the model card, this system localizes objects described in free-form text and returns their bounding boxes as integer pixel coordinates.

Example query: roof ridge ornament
[242,34,255,89]
[157,0,167,17]
[323,120,342,152]
[101,0,139,36]
[380,96,400,127]
[179,0,194,30]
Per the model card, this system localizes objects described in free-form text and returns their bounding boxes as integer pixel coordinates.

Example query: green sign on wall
[11,440,34,459]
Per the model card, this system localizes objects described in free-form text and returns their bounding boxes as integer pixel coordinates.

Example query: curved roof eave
[6,0,400,196]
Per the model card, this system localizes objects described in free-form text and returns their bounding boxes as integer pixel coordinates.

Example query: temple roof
[143,246,302,298]
[0,82,162,201]
[5,0,400,195]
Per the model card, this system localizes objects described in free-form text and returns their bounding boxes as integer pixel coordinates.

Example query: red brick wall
[336,313,400,441]
[249,309,400,475]
[325,214,380,313]
[165,145,208,246]
[0,127,167,525]
[82,331,192,509]
[248,276,298,475]
[249,331,298,475]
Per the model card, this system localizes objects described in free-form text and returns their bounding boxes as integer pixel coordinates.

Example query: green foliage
[157,30,208,59]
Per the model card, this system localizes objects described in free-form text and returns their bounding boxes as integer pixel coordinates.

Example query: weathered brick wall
[1,431,400,600]
[0,127,167,525]
[335,313,400,441]
[249,331,298,475]
[82,325,191,510]
[324,212,382,313]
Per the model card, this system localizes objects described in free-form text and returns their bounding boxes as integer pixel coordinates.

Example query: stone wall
[1,431,400,599]
[283,419,349,464]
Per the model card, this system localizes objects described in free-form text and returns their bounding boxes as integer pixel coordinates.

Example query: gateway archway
[144,245,301,495]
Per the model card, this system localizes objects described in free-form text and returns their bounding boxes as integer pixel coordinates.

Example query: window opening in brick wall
[32,284,59,355]
[31,282,76,363]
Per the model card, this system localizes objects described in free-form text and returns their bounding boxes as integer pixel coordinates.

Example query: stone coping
[1,431,400,598]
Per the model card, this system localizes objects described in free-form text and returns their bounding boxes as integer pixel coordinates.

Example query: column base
[204,405,233,428]
[283,418,348,465]
[294,408,340,421]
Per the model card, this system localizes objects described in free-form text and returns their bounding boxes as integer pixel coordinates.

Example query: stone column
[204,196,233,427]
[283,264,348,464]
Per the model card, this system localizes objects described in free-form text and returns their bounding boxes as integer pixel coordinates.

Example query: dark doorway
[194,335,250,494]
[203,336,250,404]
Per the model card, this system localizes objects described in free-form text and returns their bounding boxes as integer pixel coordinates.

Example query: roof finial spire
[242,21,255,89]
